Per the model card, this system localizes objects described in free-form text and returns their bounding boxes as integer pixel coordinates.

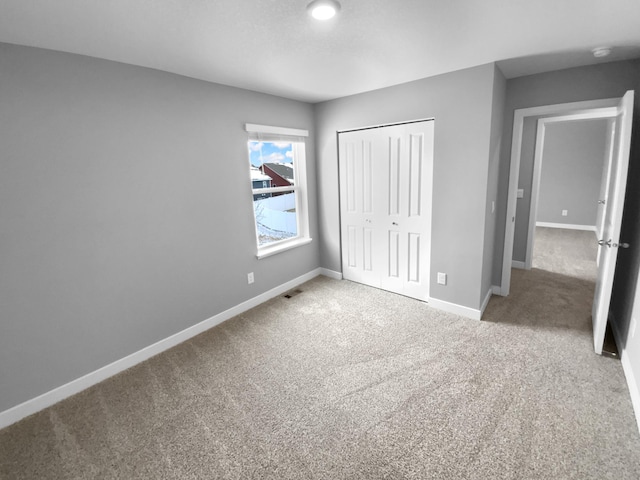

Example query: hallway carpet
[532,226,598,281]
[1,272,639,479]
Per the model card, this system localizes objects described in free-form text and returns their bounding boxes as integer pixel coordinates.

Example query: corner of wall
[480,63,508,303]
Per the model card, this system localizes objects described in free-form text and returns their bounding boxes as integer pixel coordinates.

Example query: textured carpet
[532,226,598,281]
[1,272,639,479]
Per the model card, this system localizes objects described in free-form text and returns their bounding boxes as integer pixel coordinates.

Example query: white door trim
[524,109,617,269]
[499,98,620,296]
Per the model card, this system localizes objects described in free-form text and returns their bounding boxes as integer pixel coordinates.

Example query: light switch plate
[517,189,524,199]
[437,272,447,285]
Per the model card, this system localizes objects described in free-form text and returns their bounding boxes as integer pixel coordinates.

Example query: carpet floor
[532,227,598,281]
[1,265,639,478]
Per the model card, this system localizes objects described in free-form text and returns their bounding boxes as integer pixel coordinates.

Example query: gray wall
[481,66,506,300]
[512,116,538,262]
[537,119,608,226]
[316,63,501,310]
[0,43,319,413]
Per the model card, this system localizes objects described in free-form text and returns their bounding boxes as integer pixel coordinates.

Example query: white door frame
[524,109,617,269]
[499,98,620,295]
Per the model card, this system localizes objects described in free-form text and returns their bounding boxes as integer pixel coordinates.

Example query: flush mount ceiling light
[307,0,341,20]
[592,46,611,58]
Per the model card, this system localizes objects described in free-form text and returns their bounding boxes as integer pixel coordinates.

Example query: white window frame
[245,123,312,259]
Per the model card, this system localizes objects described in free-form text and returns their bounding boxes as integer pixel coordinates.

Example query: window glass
[248,141,298,246]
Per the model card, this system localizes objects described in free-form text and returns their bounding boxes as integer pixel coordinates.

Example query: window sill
[256,237,312,259]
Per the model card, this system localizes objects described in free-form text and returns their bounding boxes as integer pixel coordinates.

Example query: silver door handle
[392,222,398,226]
[598,200,606,205]
[599,239,631,248]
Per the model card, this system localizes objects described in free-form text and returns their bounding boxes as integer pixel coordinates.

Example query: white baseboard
[512,260,526,269]
[610,317,640,434]
[340,267,481,320]
[428,297,481,321]
[621,349,640,434]
[480,288,493,317]
[536,222,597,232]
[0,268,325,430]
[319,268,342,280]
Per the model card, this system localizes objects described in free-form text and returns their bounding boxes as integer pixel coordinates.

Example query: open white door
[595,118,617,242]
[592,91,634,354]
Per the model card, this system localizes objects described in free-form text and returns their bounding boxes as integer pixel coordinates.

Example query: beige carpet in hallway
[1,267,639,478]
[532,226,598,281]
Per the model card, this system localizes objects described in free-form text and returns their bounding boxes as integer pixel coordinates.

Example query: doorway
[529,115,614,281]
[526,113,616,271]
[500,92,635,355]
[337,120,434,301]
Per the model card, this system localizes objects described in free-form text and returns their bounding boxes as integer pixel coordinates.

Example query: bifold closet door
[338,120,434,301]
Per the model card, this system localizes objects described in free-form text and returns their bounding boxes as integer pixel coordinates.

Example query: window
[246,123,311,258]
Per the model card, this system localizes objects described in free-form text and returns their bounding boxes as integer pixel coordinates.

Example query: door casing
[500,97,620,296]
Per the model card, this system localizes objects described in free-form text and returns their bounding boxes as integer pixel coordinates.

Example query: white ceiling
[1,0,640,103]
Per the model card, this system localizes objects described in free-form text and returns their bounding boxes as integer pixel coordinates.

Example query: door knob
[598,199,606,205]
[599,239,631,248]
[392,222,398,226]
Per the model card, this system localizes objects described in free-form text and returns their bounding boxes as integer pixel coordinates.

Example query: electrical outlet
[437,272,447,285]
[562,209,568,216]
[247,272,254,284]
